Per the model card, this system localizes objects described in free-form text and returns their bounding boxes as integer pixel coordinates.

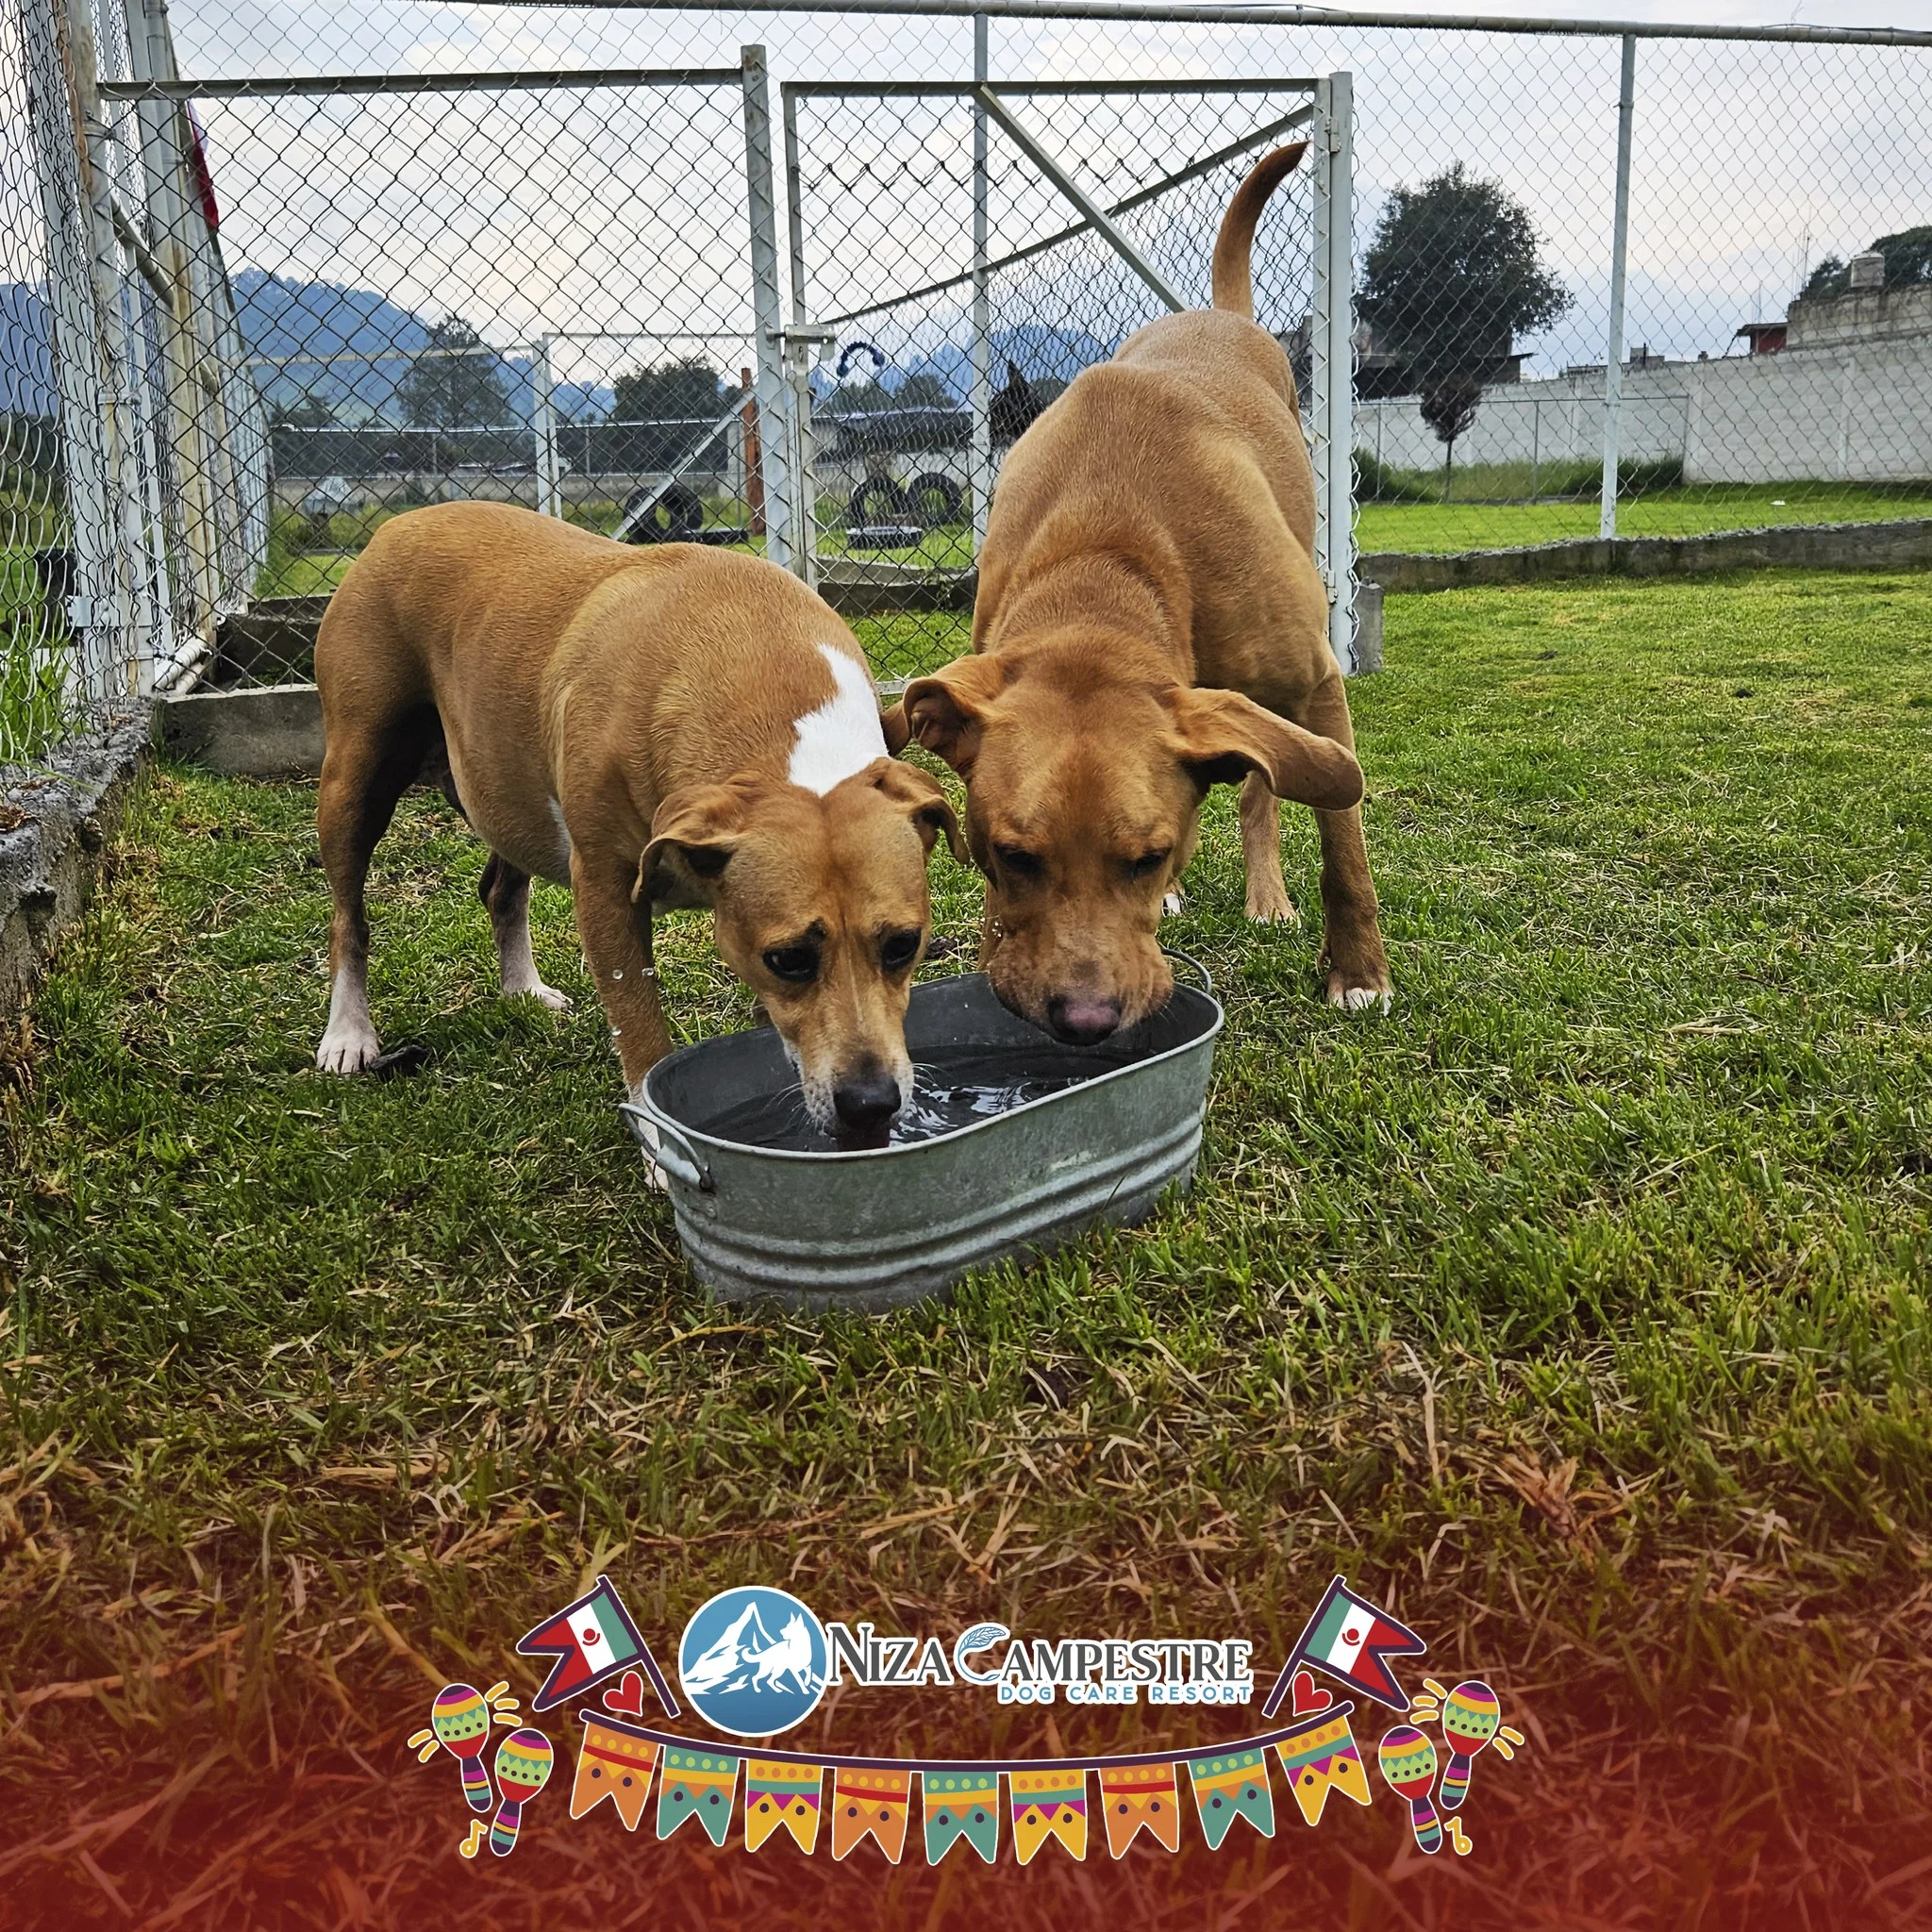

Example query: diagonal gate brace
[974,86,1186,313]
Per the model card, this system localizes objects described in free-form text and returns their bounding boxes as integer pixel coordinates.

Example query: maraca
[490,1727,555,1856]
[1439,1680,1502,1810]
[408,1683,494,1813]
[1377,1724,1442,1855]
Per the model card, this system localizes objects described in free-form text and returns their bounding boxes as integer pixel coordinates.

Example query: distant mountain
[905,325,1116,398]
[234,272,624,427]
[0,285,58,423]
[235,269,438,424]
[551,380,615,424]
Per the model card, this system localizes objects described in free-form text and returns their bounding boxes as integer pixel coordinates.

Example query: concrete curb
[1360,516,1932,592]
[156,683,326,780]
[0,709,151,1012]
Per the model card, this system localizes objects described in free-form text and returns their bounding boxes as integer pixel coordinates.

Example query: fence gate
[771,69,1357,680]
[93,53,766,688]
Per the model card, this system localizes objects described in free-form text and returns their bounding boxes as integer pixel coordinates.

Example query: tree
[612,358,724,425]
[1803,225,1932,300]
[398,318,509,429]
[1358,163,1571,491]
[268,392,331,430]
[1418,373,1484,487]
[826,376,895,415]
[892,372,956,409]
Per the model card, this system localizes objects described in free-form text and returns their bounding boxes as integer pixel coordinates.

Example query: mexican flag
[1266,1576,1426,1715]
[516,1575,675,1714]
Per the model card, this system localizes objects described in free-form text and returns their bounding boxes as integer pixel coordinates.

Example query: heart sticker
[601,1669,647,1718]
[1290,1668,1333,1716]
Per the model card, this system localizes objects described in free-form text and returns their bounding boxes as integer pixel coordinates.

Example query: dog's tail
[1210,142,1308,319]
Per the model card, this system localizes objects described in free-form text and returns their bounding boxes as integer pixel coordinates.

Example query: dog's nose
[1046,993,1123,1044]
[832,1069,903,1133]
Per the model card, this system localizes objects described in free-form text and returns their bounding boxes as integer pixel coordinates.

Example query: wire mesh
[785,79,1323,677]
[182,68,757,682]
[4,0,268,758]
[7,3,1932,732]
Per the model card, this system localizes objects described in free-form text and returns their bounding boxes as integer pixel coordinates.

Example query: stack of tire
[848,471,962,531]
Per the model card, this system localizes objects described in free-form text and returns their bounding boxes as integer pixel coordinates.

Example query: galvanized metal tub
[620,963,1223,1311]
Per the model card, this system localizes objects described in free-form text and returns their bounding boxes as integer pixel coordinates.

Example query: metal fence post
[24,0,121,704]
[780,84,821,585]
[533,335,561,517]
[127,0,219,641]
[67,0,158,694]
[1599,32,1636,541]
[1311,72,1356,674]
[741,44,796,575]
[89,0,175,689]
[970,11,992,556]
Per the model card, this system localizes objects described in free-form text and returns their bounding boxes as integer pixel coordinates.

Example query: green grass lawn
[1357,479,1932,555]
[2,570,1930,1924]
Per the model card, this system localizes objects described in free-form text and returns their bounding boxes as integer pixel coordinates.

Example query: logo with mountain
[677,1587,829,1739]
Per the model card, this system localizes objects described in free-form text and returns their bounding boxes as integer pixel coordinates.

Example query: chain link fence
[4,0,267,760]
[7,2,1932,749]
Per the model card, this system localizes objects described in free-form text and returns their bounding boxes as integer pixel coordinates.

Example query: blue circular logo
[677,1587,828,1739]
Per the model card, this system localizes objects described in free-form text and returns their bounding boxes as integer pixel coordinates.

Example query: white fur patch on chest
[787,642,887,794]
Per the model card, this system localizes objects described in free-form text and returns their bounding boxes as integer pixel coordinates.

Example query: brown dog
[312,502,961,1143]
[888,144,1390,1042]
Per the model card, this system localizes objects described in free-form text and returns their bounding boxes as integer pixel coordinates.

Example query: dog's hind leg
[315,707,437,1072]
[1291,675,1391,1013]
[1240,771,1299,926]
[478,855,571,1013]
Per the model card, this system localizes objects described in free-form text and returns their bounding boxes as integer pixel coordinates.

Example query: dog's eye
[995,845,1043,879]
[762,944,819,984]
[1127,848,1172,879]
[880,929,922,973]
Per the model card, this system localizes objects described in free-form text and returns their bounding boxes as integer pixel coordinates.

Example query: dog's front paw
[315,1019,382,1074]
[1245,885,1300,926]
[1324,966,1393,1016]
[504,975,572,1014]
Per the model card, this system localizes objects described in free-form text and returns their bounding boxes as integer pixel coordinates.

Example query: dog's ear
[635,781,752,903]
[1164,687,1363,810]
[861,757,967,862]
[897,655,1007,774]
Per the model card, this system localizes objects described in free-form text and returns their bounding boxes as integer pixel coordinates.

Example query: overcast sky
[1376,1,1932,22]
[12,0,1925,398]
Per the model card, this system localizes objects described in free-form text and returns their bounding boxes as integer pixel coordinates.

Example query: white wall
[1355,335,1932,488]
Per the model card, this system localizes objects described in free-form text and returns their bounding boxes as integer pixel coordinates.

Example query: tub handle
[1162,947,1215,997]
[619,1104,715,1193]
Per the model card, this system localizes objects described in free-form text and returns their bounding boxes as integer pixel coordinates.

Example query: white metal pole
[93,0,174,688]
[741,44,795,575]
[1311,78,1333,641]
[25,0,118,704]
[127,0,218,640]
[1324,71,1355,671]
[533,336,561,516]
[1599,32,1635,541]
[780,88,820,585]
[970,11,992,555]
[1311,75,1355,672]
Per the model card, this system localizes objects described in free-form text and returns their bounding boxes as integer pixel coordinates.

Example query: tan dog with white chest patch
[312,501,961,1145]
[887,145,1391,1042]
